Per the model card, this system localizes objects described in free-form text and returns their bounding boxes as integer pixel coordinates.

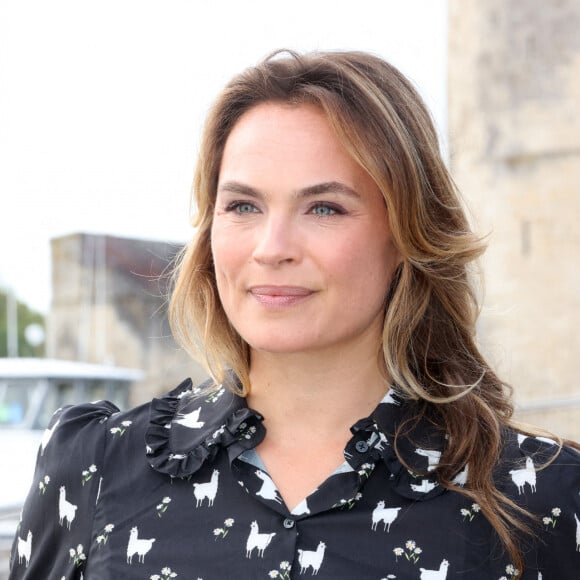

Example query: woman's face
[211,102,399,358]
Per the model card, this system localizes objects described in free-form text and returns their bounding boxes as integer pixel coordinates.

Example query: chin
[245,333,321,356]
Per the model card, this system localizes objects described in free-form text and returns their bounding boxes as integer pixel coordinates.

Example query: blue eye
[225,201,259,214]
[310,204,341,216]
[236,203,257,214]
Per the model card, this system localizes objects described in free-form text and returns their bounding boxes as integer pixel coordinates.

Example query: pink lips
[249,286,314,308]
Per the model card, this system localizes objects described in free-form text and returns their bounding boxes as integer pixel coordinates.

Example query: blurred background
[0,3,579,566]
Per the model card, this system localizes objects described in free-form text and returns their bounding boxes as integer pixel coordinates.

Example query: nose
[252,213,300,266]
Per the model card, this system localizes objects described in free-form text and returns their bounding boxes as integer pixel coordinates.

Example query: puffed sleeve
[9,401,119,579]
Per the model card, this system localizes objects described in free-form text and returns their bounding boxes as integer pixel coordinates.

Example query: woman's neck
[246,347,390,439]
[245,347,390,510]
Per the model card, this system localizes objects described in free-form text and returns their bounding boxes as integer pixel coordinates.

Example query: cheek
[336,235,397,301]
[211,225,237,276]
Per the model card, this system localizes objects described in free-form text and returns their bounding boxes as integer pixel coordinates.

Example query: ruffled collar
[146,377,265,478]
[145,376,449,501]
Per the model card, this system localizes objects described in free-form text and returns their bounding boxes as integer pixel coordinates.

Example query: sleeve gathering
[9,400,119,579]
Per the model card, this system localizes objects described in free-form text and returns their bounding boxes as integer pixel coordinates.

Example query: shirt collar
[145,377,447,501]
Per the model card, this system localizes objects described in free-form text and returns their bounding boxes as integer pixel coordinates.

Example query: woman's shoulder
[497,427,580,508]
[45,377,200,441]
[42,397,146,453]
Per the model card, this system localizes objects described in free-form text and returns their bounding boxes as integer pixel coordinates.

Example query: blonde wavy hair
[171,50,555,570]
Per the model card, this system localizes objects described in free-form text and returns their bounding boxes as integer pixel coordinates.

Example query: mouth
[248,285,314,308]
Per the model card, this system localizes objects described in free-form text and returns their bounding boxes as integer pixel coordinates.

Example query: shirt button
[355,440,369,453]
[283,518,295,529]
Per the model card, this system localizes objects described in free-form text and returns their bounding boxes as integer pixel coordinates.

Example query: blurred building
[448,0,580,438]
[47,233,207,404]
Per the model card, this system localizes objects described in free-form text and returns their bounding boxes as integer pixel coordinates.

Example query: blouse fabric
[9,377,580,579]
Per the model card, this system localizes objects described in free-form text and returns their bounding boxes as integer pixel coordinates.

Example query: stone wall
[448,0,580,439]
[48,233,207,404]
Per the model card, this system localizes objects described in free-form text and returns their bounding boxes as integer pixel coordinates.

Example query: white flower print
[38,475,50,495]
[460,502,480,522]
[332,492,362,511]
[501,563,520,579]
[268,560,291,579]
[156,496,172,517]
[205,387,225,403]
[68,544,86,567]
[95,523,114,547]
[110,421,132,436]
[213,517,235,540]
[238,424,257,440]
[543,506,561,529]
[151,566,178,579]
[357,462,374,478]
[394,540,421,564]
[81,464,97,485]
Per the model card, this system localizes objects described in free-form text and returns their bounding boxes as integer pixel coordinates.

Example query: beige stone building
[448,0,580,438]
[47,233,207,404]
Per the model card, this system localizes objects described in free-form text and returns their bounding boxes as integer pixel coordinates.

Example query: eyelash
[308,202,345,217]
[222,200,346,217]
[224,201,259,214]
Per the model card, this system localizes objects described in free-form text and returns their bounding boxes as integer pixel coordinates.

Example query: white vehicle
[0,358,143,544]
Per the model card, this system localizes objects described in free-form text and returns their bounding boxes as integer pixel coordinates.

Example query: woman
[10,50,580,579]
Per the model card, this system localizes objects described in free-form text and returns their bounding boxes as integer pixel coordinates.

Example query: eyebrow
[217,180,361,199]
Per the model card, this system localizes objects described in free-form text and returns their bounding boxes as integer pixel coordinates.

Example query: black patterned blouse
[9,377,580,579]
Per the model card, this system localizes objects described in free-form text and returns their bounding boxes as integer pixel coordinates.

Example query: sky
[0,0,448,313]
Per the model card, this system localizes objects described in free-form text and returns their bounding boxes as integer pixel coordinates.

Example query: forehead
[218,102,366,187]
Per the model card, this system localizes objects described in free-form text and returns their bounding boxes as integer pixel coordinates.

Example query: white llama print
[575,513,580,551]
[382,389,401,405]
[410,479,439,494]
[372,431,390,452]
[245,521,276,558]
[173,406,204,428]
[419,558,449,579]
[193,469,219,507]
[298,541,326,575]
[371,501,401,532]
[509,457,536,494]
[168,453,188,460]
[517,433,557,447]
[40,418,61,455]
[126,527,156,564]
[255,469,282,503]
[415,448,441,472]
[17,530,32,567]
[58,486,78,529]
[451,464,469,487]
[291,497,310,516]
